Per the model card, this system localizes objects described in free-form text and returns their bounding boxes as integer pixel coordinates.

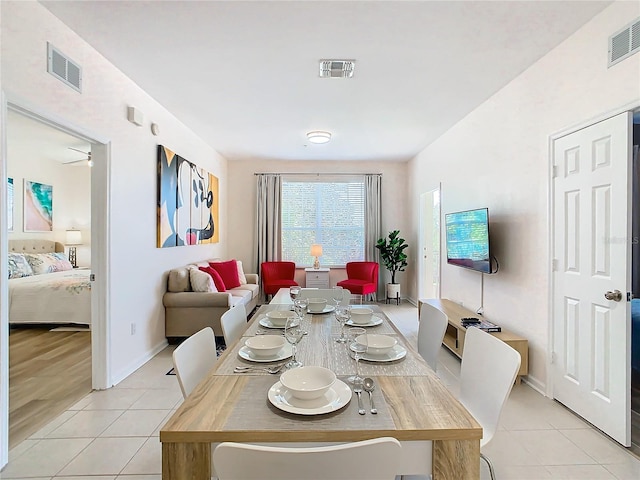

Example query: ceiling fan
[64,147,93,167]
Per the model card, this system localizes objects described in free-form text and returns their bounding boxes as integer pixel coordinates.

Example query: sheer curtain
[255,174,282,276]
[364,174,382,297]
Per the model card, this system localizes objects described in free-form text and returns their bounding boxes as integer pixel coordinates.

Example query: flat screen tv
[445,207,492,274]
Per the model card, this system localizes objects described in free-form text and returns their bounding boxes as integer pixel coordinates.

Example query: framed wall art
[8,177,14,231]
[157,145,219,248]
[24,180,53,232]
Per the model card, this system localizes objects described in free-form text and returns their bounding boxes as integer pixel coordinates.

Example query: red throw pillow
[199,266,226,292]
[209,260,241,289]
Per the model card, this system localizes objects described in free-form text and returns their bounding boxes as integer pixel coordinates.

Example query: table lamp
[310,244,323,269]
[65,229,82,268]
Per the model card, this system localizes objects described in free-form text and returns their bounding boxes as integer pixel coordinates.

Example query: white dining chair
[298,288,350,305]
[172,326,218,399]
[459,326,521,480]
[402,327,521,480]
[220,304,247,347]
[417,303,449,371]
[213,437,402,480]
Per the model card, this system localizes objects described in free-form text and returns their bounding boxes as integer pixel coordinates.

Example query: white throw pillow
[189,267,217,292]
[236,260,247,285]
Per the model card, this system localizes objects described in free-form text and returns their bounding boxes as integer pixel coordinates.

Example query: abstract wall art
[8,177,14,231]
[24,180,53,232]
[157,145,219,248]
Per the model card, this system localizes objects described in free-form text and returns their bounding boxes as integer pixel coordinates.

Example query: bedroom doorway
[1,99,110,460]
[5,110,93,447]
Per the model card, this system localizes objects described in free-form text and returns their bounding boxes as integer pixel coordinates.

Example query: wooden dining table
[160,295,482,479]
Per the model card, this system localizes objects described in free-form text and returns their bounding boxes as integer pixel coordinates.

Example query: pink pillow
[209,260,241,289]
[199,266,226,292]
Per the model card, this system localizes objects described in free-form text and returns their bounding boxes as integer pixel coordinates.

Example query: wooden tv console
[419,298,529,384]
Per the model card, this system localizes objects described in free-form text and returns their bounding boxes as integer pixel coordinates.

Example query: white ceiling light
[307,131,331,144]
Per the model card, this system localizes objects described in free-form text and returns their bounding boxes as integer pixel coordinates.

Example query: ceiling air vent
[608,17,640,67]
[47,43,82,92]
[319,60,355,78]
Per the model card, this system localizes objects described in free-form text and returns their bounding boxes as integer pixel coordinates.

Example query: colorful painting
[8,177,14,231]
[24,180,53,232]
[157,145,219,248]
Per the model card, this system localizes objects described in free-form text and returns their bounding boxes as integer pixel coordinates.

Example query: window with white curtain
[281,176,365,266]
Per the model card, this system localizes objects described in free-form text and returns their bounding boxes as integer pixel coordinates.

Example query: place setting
[237,335,293,364]
[266,317,352,415]
[305,297,335,315]
[348,331,407,363]
[267,365,352,415]
[344,307,383,327]
[258,310,299,329]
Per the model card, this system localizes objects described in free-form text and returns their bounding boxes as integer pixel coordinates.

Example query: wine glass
[334,305,351,343]
[289,286,301,305]
[331,286,344,307]
[348,328,367,385]
[284,315,305,369]
[293,297,308,321]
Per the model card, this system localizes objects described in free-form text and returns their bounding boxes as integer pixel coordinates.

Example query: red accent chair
[261,261,299,299]
[337,262,379,302]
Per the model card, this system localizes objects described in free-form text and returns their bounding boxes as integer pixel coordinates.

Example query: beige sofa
[163,260,260,339]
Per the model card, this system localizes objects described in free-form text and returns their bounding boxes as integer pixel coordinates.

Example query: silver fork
[234,364,285,374]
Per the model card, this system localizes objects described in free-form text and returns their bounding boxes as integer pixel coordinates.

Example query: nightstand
[305,268,330,288]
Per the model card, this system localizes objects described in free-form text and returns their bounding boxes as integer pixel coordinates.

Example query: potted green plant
[375,230,408,301]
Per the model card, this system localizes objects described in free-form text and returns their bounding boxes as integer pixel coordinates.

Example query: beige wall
[407,1,640,391]
[227,159,409,293]
[1,1,229,384]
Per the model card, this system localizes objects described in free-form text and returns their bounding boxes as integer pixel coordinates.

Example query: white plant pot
[386,283,400,300]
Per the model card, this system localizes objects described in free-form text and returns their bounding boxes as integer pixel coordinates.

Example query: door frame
[0,93,111,466]
[548,100,640,400]
[418,185,441,300]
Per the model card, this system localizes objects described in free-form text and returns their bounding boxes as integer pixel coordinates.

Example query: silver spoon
[363,377,377,414]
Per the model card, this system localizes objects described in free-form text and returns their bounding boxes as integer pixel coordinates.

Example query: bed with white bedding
[8,239,91,326]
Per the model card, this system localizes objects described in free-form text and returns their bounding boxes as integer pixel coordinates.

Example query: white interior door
[552,111,632,446]
[418,187,440,300]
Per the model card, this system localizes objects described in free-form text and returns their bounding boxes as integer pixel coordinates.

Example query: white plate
[349,343,407,363]
[268,379,351,415]
[345,315,383,327]
[238,344,293,363]
[307,305,335,314]
[259,318,300,329]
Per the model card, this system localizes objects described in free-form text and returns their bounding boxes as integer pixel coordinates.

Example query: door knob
[604,290,622,302]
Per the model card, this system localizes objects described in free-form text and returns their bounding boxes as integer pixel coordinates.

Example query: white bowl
[350,307,373,324]
[265,310,296,326]
[280,366,337,400]
[356,334,397,356]
[244,335,286,358]
[307,298,327,313]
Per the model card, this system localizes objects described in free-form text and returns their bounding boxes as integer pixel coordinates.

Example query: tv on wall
[445,207,492,274]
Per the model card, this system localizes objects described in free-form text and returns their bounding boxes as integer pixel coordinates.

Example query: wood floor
[9,326,91,449]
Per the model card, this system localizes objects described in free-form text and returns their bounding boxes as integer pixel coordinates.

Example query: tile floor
[2,302,640,479]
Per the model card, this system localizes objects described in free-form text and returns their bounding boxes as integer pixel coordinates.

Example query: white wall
[407,1,640,391]
[7,127,92,267]
[1,1,229,384]
[227,159,410,292]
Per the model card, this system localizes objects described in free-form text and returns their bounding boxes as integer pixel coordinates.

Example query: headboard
[8,239,65,254]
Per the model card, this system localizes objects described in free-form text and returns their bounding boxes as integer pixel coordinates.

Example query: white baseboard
[522,374,547,397]
[109,338,169,388]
